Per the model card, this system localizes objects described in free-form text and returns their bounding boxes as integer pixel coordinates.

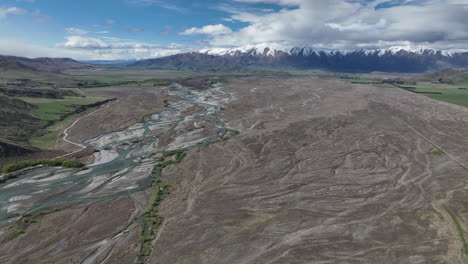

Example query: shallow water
[0,83,233,227]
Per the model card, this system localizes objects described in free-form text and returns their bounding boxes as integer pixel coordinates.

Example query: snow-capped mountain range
[198,44,461,57]
[131,44,468,73]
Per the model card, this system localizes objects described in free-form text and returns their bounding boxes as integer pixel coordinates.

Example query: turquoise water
[0,83,232,227]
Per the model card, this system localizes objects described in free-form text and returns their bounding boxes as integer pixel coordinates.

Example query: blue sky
[1,0,232,46]
[1,0,467,59]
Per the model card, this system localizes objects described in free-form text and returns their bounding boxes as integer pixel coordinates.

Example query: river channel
[0,82,233,227]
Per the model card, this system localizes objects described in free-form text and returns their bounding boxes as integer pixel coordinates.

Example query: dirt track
[58,85,167,149]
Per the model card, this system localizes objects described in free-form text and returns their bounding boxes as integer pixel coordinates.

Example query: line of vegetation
[427,149,444,156]
[351,81,382,84]
[373,83,396,89]
[221,128,240,140]
[153,81,172,86]
[77,80,139,88]
[444,206,468,255]
[401,87,443,94]
[209,77,225,87]
[0,158,84,179]
[0,211,38,241]
[137,183,167,262]
[136,127,239,262]
[130,138,142,144]
[137,149,186,263]
[15,212,36,236]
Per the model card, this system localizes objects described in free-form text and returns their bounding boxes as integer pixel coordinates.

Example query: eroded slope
[154,76,468,263]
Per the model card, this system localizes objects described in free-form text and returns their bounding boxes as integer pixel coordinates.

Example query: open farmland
[21,96,108,121]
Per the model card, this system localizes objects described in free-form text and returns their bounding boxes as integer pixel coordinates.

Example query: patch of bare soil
[180,76,211,90]
[61,86,166,145]
[4,76,468,263]
[0,81,225,263]
[0,189,154,264]
[151,76,468,264]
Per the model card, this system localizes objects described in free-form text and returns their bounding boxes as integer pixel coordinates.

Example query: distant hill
[130,44,468,73]
[0,95,44,146]
[80,59,137,66]
[0,55,93,73]
[131,53,241,71]
[0,138,36,158]
[419,68,468,84]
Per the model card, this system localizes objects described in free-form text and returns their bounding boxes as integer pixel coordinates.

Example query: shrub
[209,77,224,87]
[61,160,85,168]
[153,81,171,86]
[1,159,84,173]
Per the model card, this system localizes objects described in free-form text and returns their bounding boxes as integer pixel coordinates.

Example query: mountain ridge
[0,55,93,73]
[131,45,468,73]
[199,44,462,57]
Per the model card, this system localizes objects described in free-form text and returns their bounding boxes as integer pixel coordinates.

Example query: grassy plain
[396,85,468,107]
[21,96,107,121]
[337,73,468,108]
[24,95,109,148]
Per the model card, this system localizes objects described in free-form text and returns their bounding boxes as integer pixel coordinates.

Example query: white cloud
[201,0,468,50]
[0,7,27,18]
[105,19,116,25]
[127,0,185,12]
[52,36,183,60]
[180,24,233,36]
[0,38,98,59]
[233,0,301,5]
[0,37,185,60]
[0,7,50,22]
[4,0,468,61]
[66,27,89,35]
[58,36,110,49]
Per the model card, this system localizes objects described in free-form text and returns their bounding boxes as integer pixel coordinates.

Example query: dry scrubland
[1,76,468,263]
[156,76,468,263]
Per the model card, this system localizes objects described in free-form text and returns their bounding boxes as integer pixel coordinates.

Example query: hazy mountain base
[130,50,468,73]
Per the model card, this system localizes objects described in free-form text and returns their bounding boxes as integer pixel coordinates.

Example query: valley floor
[2,76,468,263]
[154,76,468,263]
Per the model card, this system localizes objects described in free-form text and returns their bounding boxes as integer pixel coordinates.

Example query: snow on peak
[198,44,461,57]
[384,45,456,56]
[289,47,357,56]
[199,43,288,57]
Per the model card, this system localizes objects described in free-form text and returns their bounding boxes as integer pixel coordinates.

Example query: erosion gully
[0,82,234,228]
